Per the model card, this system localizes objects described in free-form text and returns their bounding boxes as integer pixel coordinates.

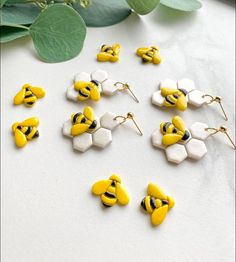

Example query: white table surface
[1,1,235,261]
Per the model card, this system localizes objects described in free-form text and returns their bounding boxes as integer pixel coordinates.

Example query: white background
[1,1,235,261]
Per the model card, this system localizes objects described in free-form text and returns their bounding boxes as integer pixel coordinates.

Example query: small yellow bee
[92,174,130,208]
[74,80,101,101]
[160,116,190,146]
[70,106,97,137]
[161,87,188,111]
[141,183,174,226]
[136,46,162,64]
[97,44,121,62]
[14,84,45,107]
[12,117,39,148]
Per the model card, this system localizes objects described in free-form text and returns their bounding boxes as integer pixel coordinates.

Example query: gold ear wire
[205,126,236,149]
[202,94,228,121]
[114,112,143,136]
[114,82,139,103]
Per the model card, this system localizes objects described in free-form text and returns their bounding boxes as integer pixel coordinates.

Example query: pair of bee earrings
[96,44,162,64]
[92,174,174,227]
[12,84,46,148]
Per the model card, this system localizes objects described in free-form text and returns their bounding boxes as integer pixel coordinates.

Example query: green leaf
[74,0,131,27]
[0,24,29,43]
[0,0,7,8]
[160,0,202,11]
[126,0,160,15]
[29,4,86,63]
[0,4,41,25]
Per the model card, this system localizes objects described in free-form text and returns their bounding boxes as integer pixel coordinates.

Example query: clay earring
[67,69,139,103]
[151,115,235,164]
[62,106,143,153]
[152,78,228,120]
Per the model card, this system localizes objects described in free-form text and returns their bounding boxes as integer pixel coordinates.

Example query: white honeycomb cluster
[152,122,211,164]
[152,78,207,108]
[67,69,120,101]
[63,112,120,152]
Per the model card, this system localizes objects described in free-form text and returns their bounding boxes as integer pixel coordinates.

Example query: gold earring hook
[205,126,236,149]
[202,94,228,121]
[114,82,139,103]
[114,112,143,136]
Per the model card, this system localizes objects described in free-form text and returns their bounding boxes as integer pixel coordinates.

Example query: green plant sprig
[0,0,202,63]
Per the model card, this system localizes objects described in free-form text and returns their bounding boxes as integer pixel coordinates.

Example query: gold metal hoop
[114,82,139,103]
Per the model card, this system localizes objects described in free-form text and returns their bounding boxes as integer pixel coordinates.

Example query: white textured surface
[188,89,206,107]
[100,112,120,130]
[92,128,112,148]
[101,79,119,96]
[1,1,235,262]
[73,132,93,152]
[165,144,188,164]
[185,138,208,160]
[190,122,210,140]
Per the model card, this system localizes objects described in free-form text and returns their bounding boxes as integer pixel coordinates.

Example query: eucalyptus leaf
[161,0,202,11]
[1,4,41,25]
[74,0,131,27]
[126,0,160,15]
[29,4,86,63]
[0,24,29,43]
[0,0,7,8]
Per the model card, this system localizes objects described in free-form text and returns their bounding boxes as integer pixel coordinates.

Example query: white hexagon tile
[152,78,207,110]
[151,120,211,164]
[62,111,120,153]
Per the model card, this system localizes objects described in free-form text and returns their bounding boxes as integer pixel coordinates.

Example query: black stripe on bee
[90,80,99,86]
[142,58,149,63]
[162,200,169,205]
[111,181,116,187]
[104,192,116,199]
[89,120,97,129]
[173,128,178,133]
[182,130,190,141]
[25,127,32,135]
[33,130,39,138]
[102,203,112,208]
[173,94,178,99]
[81,117,86,124]
[25,94,34,98]
[163,122,171,132]
[179,88,188,96]
[104,47,112,52]
[150,197,156,209]
[26,102,34,105]
[141,198,147,211]
[165,96,175,105]
[72,113,82,124]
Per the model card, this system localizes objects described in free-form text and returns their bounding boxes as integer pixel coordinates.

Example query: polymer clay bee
[160,116,190,146]
[74,80,100,101]
[161,87,188,111]
[97,44,121,62]
[13,84,45,107]
[70,106,97,137]
[136,46,162,64]
[141,183,174,226]
[12,117,39,148]
[92,174,130,208]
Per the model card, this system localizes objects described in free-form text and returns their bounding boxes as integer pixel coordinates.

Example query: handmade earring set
[151,78,235,164]
[96,44,162,64]
[92,174,174,227]
[12,84,45,148]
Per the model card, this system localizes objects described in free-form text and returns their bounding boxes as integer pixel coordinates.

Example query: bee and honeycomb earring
[151,115,235,164]
[62,106,143,153]
[152,78,228,120]
[66,69,139,104]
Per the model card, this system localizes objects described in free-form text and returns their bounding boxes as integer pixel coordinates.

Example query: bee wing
[83,106,94,121]
[112,44,121,55]
[71,123,89,136]
[14,129,27,148]
[21,117,39,127]
[13,89,25,105]
[116,183,130,205]
[161,87,178,96]
[176,95,187,111]
[97,52,113,62]
[162,134,182,146]
[151,205,168,226]
[92,180,112,195]
[147,183,167,200]
[136,47,149,56]
[90,88,101,101]
[30,86,45,98]
[172,116,185,132]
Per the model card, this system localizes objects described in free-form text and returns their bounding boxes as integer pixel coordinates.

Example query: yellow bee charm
[136,46,162,64]
[141,183,174,226]
[92,174,130,208]
[161,87,188,111]
[13,84,45,107]
[97,44,121,62]
[74,80,101,101]
[12,117,40,148]
[70,106,97,137]
[160,116,190,146]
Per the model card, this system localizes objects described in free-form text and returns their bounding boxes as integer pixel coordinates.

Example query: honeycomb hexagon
[151,129,166,149]
[100,112,120,130]
[177,78,195,93]
[73,133,93,152]
[189,122,210,140]
[92,128,112,148]
[152,90,165,106]
[188,90,206,107]
[165,144,188,164]
[101,79,119,96]
[185,139,207,160]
